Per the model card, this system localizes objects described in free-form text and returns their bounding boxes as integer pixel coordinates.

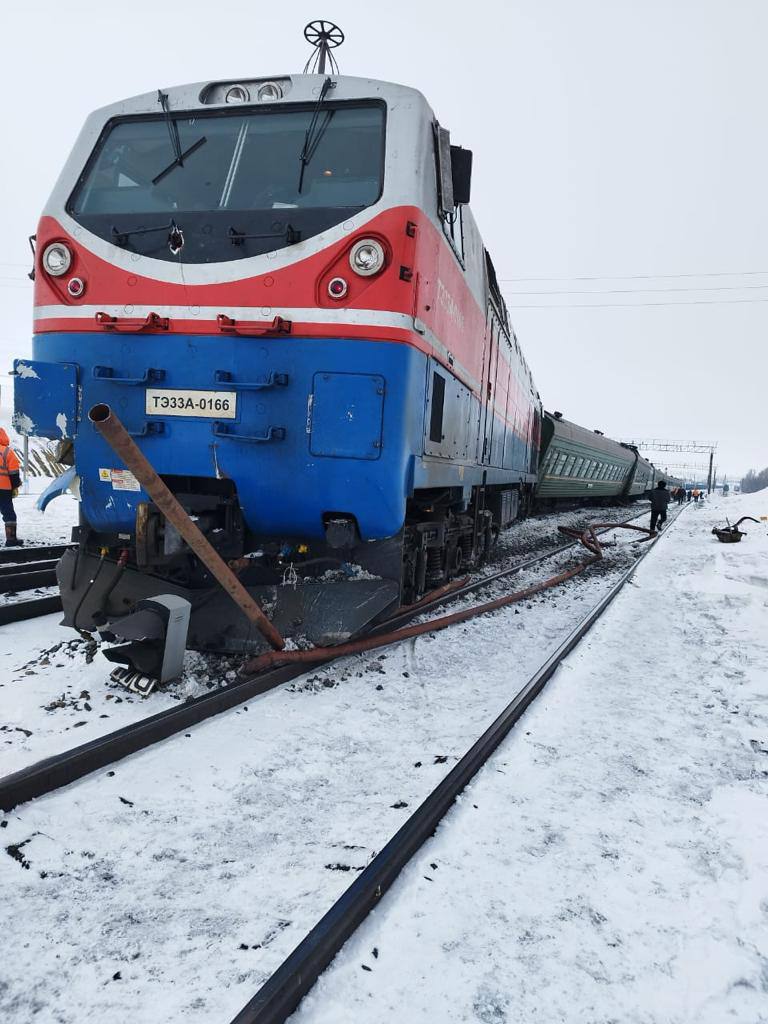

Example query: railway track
[0,509,654,814]
[0,547,69,626]
[0,543,72,565]
[0,558,58,595]
[229,506,684,1024]
[0,594,63,627]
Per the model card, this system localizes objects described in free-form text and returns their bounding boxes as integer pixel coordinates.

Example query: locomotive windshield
[68,102,385,263]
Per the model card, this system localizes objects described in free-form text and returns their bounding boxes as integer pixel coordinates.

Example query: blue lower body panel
[19,332,537,542]
[20,333,428,540]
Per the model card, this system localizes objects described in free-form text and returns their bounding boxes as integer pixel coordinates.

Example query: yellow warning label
[98,467,141,491]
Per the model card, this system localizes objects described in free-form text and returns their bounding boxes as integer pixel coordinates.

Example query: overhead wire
[507,282,768,296]
[500,268,768,282]
[504,296,768,309]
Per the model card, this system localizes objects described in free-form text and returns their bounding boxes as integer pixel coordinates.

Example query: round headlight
[225,84,250,104]
[349,239,385,277]
[42,242,72,277]
[257,81,283,102]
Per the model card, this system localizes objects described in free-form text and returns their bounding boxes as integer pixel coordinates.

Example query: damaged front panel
[56,549,400,651]
[13,359,78,439]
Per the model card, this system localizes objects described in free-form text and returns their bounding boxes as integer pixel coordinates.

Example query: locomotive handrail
[127,421,165,438]
[93,365,166,385]
[95,311,170,332]
[216,313,292,336]
[212,423,286,443]
[214,370,289,390]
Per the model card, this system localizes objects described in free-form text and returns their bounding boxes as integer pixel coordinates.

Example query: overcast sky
[1,0,765,480]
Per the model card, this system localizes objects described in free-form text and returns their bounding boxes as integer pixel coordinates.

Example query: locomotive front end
[16,73,437,658]
[16,64,541,681]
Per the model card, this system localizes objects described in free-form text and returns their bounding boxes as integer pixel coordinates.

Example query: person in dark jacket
[650,480,671,533]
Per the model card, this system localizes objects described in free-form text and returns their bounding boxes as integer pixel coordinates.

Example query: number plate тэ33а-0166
[144,389,237,419]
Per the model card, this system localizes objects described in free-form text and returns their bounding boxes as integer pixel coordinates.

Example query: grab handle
[93,366,166,385]
[216,314,292,337]
[213,423,286,443]
[214,370,288,390]
[95,311,169,332]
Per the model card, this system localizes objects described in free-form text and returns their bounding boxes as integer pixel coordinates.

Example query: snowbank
[292,492,768,1024]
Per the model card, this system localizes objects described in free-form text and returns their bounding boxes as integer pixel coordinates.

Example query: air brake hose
[91,548,130,626]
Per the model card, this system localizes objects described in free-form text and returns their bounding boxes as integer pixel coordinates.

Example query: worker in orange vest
[0,427,23,546]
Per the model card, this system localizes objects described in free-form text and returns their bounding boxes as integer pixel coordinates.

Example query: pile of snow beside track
[293,492,768,1024]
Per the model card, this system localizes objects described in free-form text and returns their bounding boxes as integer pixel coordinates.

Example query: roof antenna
[303,20,344,75]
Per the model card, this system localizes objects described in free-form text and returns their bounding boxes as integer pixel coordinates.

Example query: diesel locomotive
[13,50,668,674]
[15,66,544,656]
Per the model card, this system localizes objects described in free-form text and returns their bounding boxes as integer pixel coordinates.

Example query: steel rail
[0,595,63,627]
[0,568,58,594]
[0,559,58,579]
[229,508,682,1024]
[0,544,72,566]
[0,509,654,814]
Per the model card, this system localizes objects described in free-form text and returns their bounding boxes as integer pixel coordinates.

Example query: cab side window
[434,123,471,266]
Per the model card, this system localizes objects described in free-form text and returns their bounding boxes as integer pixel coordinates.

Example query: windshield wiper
[297,77,335,193]
[112,221,172,244]
[111,219,184,255]
[153,89,207,185]
[153,136,207,185]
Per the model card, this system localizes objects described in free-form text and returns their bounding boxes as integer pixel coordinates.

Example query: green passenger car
[536,411,646,502]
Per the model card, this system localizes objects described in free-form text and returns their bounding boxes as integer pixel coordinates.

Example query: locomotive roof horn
[303,20,344,75]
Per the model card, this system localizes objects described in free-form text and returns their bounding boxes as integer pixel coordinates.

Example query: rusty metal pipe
[242,558,594,675]
[242,517,658,675]
[88,403,285,651]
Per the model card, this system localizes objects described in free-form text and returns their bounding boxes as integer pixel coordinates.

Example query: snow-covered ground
[2,495,764,1024]
[0,487,77,548]
[0,501,647,779]
[0,509,667,1023]
[292,491,768,1024]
